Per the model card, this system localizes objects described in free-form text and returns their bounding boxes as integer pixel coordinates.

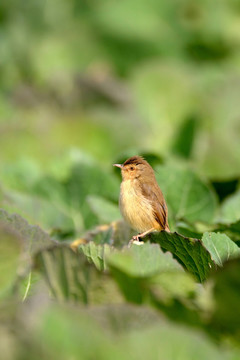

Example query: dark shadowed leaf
[211,179,239,203]
[176,221,203,239]
[215,220,240,243]
[210,258,240,341]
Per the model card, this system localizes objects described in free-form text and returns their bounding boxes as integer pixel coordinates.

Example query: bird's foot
[128,234,144,247]
[132,234,141,241]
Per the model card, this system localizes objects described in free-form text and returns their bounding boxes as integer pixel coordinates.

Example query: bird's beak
[113,163,123,169]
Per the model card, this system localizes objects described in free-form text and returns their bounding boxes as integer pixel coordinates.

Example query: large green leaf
[0,187,74,233]
[202,232,240,267]
[35,245,90,302]
[0,209,56,255]
[35,243,123,304]
[147,231,215,282]
[108,242,182,277]
[107,242,193,301]
[155,164,217,223]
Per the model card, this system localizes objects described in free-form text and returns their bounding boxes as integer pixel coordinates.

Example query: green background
[0,0,240,359]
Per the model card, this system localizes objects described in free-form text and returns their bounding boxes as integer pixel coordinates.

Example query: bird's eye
[130,166,134,171]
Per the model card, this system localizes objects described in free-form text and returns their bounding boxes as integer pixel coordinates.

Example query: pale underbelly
[120,182,158,233]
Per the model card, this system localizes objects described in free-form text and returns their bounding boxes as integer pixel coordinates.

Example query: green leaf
[75,220,134,248]
[108,242,182,277]
[176,221,203,239]
[0,187,74,233]
[147,231,215,282]
[202,232,240,267]
[35,243,122,304]
[0,209,56,255]
[215,220,240,243]
[0,158,42,192]
[107,242,206,328]
[87,195,121,224]
[107,243,182,304]
[79,242,112,271]
[210,258,240,341]
[219,189,240,223]
[172,115,198,159]
[155,164,217,223]
[64,160,120,230]
[37,303,232,360]
[211,178,238,203]
[35,245,90,302]
[0,224,22,296]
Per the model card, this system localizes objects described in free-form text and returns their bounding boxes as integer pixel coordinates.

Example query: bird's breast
[119,179,157,233]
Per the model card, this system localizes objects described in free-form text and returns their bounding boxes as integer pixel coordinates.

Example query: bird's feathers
[140,181,169,230]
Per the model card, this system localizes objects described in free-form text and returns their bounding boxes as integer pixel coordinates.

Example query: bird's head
[113,156,154,181]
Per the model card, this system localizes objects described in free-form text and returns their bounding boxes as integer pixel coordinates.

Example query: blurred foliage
[0,0,240,358]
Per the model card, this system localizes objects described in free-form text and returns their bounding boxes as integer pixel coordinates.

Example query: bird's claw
[128,235,144,247]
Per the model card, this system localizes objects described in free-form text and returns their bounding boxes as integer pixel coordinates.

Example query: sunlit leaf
[202,232,240,266]
[219,189,240,223]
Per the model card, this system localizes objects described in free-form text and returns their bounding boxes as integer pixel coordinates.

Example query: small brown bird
[114,156,170,241]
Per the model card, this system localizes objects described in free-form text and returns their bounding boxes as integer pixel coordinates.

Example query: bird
[113,156,170,242]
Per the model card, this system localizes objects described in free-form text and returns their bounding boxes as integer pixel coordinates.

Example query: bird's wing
[140,182,168,230]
